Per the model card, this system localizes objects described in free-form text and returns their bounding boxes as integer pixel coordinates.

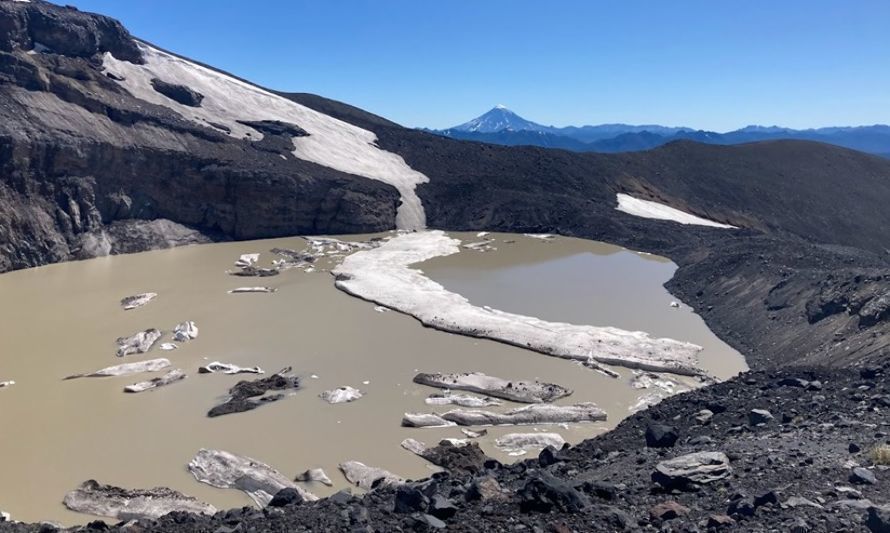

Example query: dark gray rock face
[150,78,203,107]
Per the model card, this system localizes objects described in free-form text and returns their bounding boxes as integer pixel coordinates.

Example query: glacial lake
[0,232,746,524]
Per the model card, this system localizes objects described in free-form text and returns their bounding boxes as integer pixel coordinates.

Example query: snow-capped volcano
[451,105,550,133]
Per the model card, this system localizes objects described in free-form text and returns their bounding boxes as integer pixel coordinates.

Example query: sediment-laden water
[0,232,745,524]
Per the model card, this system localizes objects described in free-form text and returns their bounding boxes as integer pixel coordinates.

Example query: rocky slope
[2,1,890,531]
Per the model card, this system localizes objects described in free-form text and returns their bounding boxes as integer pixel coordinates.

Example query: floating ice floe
[228,286,277,294]
[235,253,259,269]
[403,402,607,428]
[462,240,496,252]
[334,231,703,376]
[615,193,737,229]
[124,369,186,393]
[159,343,178,351]
[188,449,317,507]
[523,233,556,241]
[495,433,566,454]
[373,305,389,313]
[198,362,264,375]
[120,292,157,310]
[103,44,429,229]
[63,480,216,520]
[65,358,171,380]
[338,461,403,491]
[115,328,162,357]
[414,372,570,403]
[295,468,333,487]
[425,392,502,408]
[320,386,363,404]
[172,320,199,342]
[0,380,14,389]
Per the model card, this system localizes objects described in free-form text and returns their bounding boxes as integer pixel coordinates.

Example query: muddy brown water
[0,232,745,524]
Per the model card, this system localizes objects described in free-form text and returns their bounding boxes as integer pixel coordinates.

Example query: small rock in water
[228,286,277,294]
[198,362,264,375]
[320,386,363,404]
[123,369,186,393]
[295,468,333,486]
[159,343,178,351]
[120,292,157,311]
[172,321,198,342]
[116,329,162,357]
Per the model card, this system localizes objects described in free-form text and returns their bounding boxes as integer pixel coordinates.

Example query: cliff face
[0,0,400,272]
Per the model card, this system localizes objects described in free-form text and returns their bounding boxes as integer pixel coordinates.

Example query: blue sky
[70,0,890,131]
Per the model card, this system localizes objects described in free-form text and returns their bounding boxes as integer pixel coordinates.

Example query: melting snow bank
[103,44,428,230]
[333,231,704,376]
[616,193,737,229]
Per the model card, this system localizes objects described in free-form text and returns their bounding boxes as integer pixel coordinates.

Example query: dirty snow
[616,193,736,229]
[103,44,428,230]
[334,231,703,376]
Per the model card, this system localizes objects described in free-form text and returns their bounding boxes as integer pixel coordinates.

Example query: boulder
[413,372,571,403]
[465,477,507,502]
[851,467,877,485]
[294,468,333,487]
[123,369,185,393]
[694,409,714,425]
[172,321,198,342]
[428,493,458,520]
[339,461,403,491]
[120,292,156,310]
[62,480,216,520]
[748,409,774,425]
[650,500,689,521]
[320,386,363,404]
[115,328,161,357]
[652,451,732,489]
[150,78,204,107]
[188,449,317,507]
[517,473,589,513]
[393,485,427,513]
[65,358,171,380]
[267,488,305,508]
[645,423,679,448]
[867,506,890,533]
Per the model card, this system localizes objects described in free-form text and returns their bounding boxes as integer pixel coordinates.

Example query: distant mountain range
[430,106,890,157]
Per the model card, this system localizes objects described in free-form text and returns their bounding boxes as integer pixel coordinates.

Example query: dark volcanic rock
[150,78,204,107]
[268,488,304,508]
[645,423,679,448]
[207,368,300,417]
[517,474,589,514]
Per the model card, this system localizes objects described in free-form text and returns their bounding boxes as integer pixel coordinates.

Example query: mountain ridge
[432,106,890,155]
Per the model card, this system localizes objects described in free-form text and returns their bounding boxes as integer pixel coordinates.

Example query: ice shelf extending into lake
[333,231,703,376]
[616,193,736,229]
[103,43,428,230]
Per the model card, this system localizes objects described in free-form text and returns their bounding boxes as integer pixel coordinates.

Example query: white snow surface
[103,44,428,230]
[334,231,703,375]
[616,193,736,229]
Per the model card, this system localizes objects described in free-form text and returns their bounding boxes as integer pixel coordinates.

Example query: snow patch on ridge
[616,193,736,229]
[333,231,703,376]
[102,44,428,230]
